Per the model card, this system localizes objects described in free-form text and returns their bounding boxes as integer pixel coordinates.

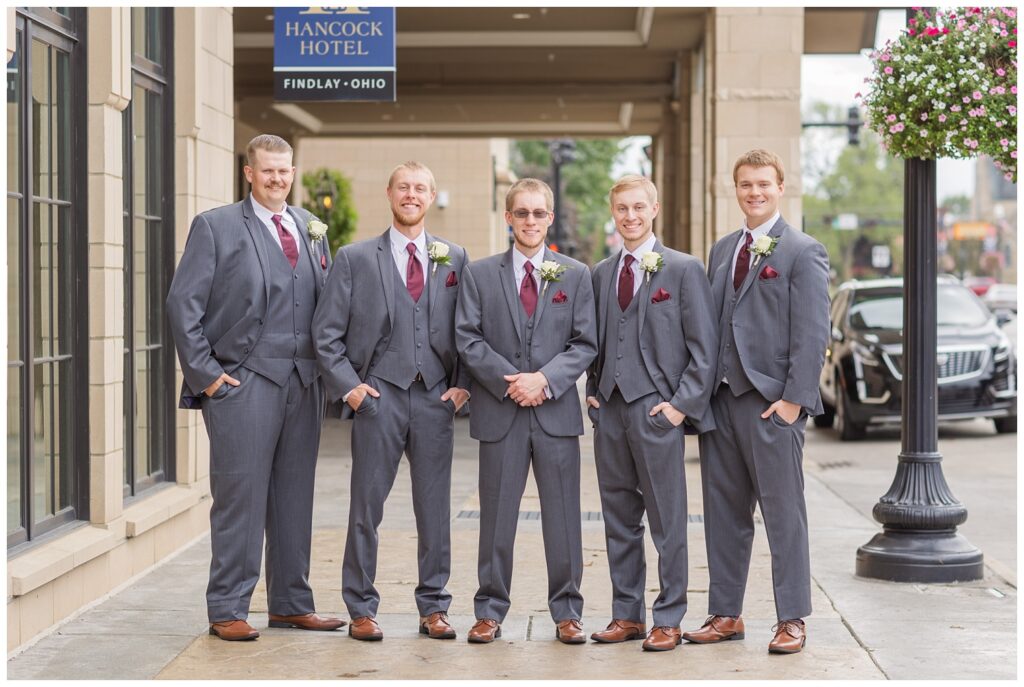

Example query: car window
[848,285,991,330]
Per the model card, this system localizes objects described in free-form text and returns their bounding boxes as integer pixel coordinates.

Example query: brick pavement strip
[7,416,1015,680]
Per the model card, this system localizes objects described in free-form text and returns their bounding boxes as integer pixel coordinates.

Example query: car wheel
[994,416,1017,434]
[813,402,835,429]
[835,376,866,441]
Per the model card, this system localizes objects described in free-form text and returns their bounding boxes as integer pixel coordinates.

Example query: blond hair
[388,161,437,192]
[609,174,658,206]
[732,149,785,184]
[246,134,293,167]
[505,178,554,212]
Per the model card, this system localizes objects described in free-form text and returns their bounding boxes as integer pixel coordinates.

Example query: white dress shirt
[250,194,301,251]
[389,226,428,285]
[511,245,546,294]
[616,233,657,297]
[730,211,779,284]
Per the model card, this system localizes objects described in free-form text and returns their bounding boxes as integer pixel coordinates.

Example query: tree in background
[301,168,358,250]
[511,139,624,265]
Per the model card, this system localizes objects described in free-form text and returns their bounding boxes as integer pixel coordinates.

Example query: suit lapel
[375,230,396,326]
[599,252,620,348]
[242,197,270,306]
[425,232,442,318]
[532,249,556,329]
[499,249,524,343]
[736,218,786,304]
[287,206,321,296]
[636,242,662,334]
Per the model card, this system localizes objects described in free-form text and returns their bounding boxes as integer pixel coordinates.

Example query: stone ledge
[124,485,204,538]
[8,526,118,597]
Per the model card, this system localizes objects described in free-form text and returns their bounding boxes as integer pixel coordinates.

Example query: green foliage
[300,168,358,250]
[511,139,625,264]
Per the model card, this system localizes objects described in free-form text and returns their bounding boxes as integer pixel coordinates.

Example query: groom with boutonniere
[684,149,830,655]
[585,175,718,652]
[313,161,469,642]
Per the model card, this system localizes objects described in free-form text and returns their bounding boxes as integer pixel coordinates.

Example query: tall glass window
[7,8,87,547]
[123,7,174,497]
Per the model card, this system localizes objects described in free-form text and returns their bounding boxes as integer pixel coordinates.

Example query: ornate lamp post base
[857,530,983,583]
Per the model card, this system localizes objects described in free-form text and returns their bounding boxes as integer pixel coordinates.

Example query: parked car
[983,283,1017,316]
[817,277,1016,440]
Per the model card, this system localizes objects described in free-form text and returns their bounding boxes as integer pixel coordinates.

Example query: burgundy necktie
[733,231,753,290]
[271,214,298,269]
[520,261,538,317]
[406,242,424,302]
[618,254,636,311]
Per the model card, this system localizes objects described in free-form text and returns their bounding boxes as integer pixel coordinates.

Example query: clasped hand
[504,371,548,407]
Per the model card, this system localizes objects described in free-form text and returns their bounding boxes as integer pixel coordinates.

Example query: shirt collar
[619,233,657,267]
[512,246,545,274]
[250,193,290,224]
[742,211,780,238]
[389,225,427,255]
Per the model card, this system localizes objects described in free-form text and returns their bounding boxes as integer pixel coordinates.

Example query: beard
[393,206,427,228]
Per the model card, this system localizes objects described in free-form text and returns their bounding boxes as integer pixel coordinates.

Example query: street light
[854,8,983,583]
[548,138,578,255]
[314,171,337,215]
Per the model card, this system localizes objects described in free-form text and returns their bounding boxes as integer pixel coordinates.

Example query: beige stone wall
[708,8,803,243]
[7,7,234,652]
[293,137,510,260]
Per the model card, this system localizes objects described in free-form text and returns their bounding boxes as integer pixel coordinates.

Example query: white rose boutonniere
[307,219,328,242]
[748,235,779,266]
[639,251,664,283]
[427,241,451,275]
[537,259,570,295]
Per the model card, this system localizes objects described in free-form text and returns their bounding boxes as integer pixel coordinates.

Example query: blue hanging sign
[273,7,396,102]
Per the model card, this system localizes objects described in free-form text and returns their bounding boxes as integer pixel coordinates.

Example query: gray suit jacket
[312,229,468,417]
[166,197,331,409]
[587,241,719,433]
[707,216,830,415]
[455,248,598,442]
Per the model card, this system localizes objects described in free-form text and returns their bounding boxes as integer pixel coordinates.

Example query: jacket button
[515,353,521,358]
[243,347,249,354]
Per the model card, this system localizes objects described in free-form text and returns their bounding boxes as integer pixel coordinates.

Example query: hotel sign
[273,7,396,102]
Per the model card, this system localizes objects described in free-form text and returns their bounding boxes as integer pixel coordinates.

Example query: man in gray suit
[585,175,718,651]
[167,134,343,641]
[455,178,597,645]
[312,161,469,641]
[683,149,830,654]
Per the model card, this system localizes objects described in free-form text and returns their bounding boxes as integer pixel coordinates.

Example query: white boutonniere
[307,219,328,242]
[639,251,664,284]
[427,241,451,275]
[537,260,570,295]
[748,235,779,266]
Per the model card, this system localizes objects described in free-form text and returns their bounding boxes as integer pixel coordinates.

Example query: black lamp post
[314,171,336,216]
[548,138,578,254]
[855,8,983,583]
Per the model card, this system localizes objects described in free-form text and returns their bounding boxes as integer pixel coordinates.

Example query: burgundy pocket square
[759,265,780,280]
[445,271,458,287]
[321,254,328,269]
[651,288,671,303]
[552,290,568,304]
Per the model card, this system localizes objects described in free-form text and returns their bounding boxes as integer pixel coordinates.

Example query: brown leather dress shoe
[555,619,586,644]
[269,612,346,631]
[591,619,646,643]
[349,616,384,641]
[419,611,456,639]
[467,618,501,644]
[682,615,745,644]
[209,619,260,641]
[768,619,806,654]
[642,626,682,651]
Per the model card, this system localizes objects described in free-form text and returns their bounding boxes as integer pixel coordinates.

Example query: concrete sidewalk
[7,405,1017,680]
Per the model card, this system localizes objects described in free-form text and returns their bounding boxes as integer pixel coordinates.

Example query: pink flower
[938,114,947,122]
[1012,86,1018,95]
[951,105,961,112]
[1005,173,1014,181]
[1010,40,1017,47]
[1009,105,1017,115]
[1012,151,1019,159]
[887,114,898,123]
[909,28,916,36]
[884,66,894,75]
[921,112,929,121]
[997,68,1006,76]
[963,96,972,103]
[972,91,983,100]
[880,52,891,62]
[1001,138,1009,146]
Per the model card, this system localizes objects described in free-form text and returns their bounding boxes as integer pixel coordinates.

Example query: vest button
[527,322,533,329]
[257,319,263,325]
[417,343,422,348]
[515,353,521,358]
[243,347,249,354]
[617,354,622,359]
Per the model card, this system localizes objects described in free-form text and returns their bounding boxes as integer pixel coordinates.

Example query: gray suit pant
[698,385,812,621]
[343,376,455,618]
[475,408,584,623]
[201,366,322,622]
[593,390,689,627]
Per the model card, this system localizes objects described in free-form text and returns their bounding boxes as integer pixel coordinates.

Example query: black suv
[817,277,1017,440]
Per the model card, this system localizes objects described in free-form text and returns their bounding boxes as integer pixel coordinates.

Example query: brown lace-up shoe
[349,616,384,641]
[682,615,745,644]
[419,611,457,639]
[268,612,346,631]
[467,618,501,643]
[590,619,647,643]
[642,626,682,651]
[768,619,806,654]
[209,619,260,641]
[555,619,586,644]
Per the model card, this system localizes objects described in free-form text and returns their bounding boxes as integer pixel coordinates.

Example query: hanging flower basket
[858,7,1018,182]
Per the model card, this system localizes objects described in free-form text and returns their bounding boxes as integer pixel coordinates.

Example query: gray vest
[369,263,447,389]
[243,224,318,387]
[715,286,754,396]
[598,291,657,402]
